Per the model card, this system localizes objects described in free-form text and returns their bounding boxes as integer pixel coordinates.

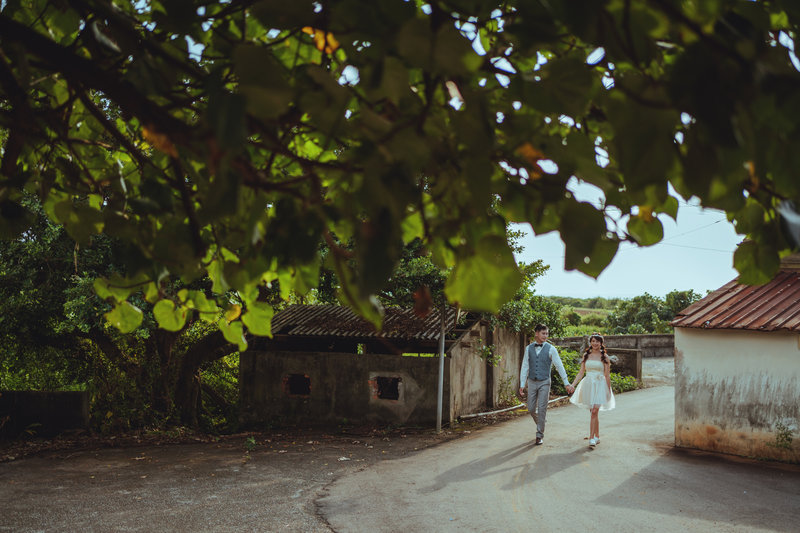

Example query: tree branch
[0,55,34,178]
[76,327,140,378]
[76,90,152,169]
[0,15,191,144]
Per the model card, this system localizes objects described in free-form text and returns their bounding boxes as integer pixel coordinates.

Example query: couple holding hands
[519,324,615,448]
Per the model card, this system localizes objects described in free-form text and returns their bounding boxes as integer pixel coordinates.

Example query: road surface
[318,385,800,533]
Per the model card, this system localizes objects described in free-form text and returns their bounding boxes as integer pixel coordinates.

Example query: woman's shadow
[420,440,588,493]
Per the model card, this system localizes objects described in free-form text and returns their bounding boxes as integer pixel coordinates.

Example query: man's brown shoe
[535,437,543,445]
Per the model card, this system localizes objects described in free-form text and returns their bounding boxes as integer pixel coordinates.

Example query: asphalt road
[319,385,800,533]
[3,360,797,532]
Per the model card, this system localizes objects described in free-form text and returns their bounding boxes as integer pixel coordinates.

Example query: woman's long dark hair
[582,333,609,364]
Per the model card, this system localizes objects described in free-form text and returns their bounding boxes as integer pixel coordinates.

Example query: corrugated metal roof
[270,304,466,340]
[671,270,800,332]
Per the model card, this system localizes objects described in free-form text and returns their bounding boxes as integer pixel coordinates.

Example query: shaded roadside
[0,412,529,532]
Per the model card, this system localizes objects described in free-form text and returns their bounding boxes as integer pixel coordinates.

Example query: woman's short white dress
[570,359,615,411]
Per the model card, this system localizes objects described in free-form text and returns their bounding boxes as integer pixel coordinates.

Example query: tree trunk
[173,331,238,427]
[149,329,179,416]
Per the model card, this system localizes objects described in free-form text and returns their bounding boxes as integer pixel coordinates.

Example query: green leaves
[234,45,293,120]
[627,211,664,246]
[45,192,105,245]
[560,201,619,278]
[153,299,189,332]
[734,240,780,286]
[241,302,274,337]
[606,94,680,192]
[218,318,247,352]
[522,56,597,116]
[104,302,143,334]
[4,0,800,339]
[445,235,522,312]
[94,274,147,303]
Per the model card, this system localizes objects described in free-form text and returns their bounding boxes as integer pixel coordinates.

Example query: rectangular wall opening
[376,376,401,400]
[284,373,311,397]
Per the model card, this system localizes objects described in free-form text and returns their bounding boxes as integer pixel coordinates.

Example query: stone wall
[0,391,89,438]
[551,334,674,359]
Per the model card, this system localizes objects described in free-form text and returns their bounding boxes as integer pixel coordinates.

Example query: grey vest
[528,342,553,381]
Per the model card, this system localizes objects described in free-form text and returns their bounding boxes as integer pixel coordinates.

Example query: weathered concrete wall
[239,351,448,427]
[674,328,800,463]
[608,348,643,381]
[448,322,488,422]
[489,326,524,406]
[0,391,89,438]
[552,334,674,358]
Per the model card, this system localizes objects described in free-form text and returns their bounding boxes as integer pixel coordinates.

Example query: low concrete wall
[608,348,642,381]
[239,351,449,427]
[552,334,673,359]
[0,391,89,438]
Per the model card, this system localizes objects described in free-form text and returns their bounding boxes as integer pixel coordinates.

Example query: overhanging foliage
[2,1,800,339]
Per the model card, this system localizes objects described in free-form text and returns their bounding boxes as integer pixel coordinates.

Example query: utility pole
[436,303,446,433]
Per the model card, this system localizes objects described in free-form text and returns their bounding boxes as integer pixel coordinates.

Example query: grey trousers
[526,377,551,439]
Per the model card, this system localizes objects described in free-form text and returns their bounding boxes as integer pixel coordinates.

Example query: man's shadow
[500,447,589,490]
[420,440,588,493]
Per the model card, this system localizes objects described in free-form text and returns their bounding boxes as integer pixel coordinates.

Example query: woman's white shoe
[589,437,597,447]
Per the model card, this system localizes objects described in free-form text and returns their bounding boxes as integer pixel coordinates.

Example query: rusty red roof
[671,270,800,331]
[270,304,467,340]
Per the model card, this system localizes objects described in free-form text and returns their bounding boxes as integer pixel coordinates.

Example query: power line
[662,219,724,241]
[657,242,734,253]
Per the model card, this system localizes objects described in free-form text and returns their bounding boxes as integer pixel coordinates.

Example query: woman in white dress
[569,333,615,447]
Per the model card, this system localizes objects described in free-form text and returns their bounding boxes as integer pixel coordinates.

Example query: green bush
[562,324,598,337]
[497,372,518,407]
[610,373,639,394]
[581,313,607,327]
[564,309,582,326]
[199,353,241,433]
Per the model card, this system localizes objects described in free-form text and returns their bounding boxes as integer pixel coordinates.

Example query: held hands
[566,384,575,395]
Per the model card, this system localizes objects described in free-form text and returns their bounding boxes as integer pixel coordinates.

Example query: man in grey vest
[518,323,574,445]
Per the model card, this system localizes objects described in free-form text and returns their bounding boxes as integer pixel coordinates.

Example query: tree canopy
[0,197,240,426]
[2,1,800,337]
[606,288,701,334]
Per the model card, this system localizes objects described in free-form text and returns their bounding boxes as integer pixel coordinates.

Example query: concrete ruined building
[240,305,526,427]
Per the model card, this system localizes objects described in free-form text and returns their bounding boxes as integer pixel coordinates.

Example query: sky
[514,180,743,300]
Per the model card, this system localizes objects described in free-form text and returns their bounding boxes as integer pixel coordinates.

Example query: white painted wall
[674,327,800,462]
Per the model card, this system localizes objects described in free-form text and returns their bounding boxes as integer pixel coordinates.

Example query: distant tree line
[557,290,703,336]
[548,296,623,311]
